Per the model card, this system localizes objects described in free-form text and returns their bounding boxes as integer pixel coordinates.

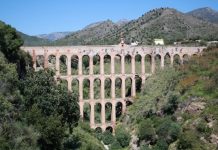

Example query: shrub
[138,119,156,142]
[110,140,122,150]
[102,131,114,145]
[177,130,206,150]
[196,121,212,137]
[153,139,168,150]
[115,126,131,147]
[156,119,181,144]
[163,93,179,115]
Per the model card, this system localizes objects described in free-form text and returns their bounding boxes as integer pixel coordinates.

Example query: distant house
[131,41,139,46]
[154,39,164,45]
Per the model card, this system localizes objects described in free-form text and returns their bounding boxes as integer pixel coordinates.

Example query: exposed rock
[210,134,218,145]
[184,102,206,114]
[130,134,140,150]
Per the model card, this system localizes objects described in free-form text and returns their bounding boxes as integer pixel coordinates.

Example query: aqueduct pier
[22,44,205,132]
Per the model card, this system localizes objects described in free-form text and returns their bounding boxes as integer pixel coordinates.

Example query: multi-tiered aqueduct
[22,43,204,132]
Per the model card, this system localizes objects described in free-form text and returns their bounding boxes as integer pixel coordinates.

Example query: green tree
[115,125,131,148]
[156,118,181,144]
[138,119,156,142]
[20,69,80,149]
[102,131,114,145]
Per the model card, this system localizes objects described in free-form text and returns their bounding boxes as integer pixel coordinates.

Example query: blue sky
[0,0,218,35]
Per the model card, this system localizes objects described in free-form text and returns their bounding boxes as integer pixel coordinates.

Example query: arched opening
[83,103,91,122]
[59,79,68,91]
[83,78,90,100]
[95,127,102,134]
[36,55,44,70]
[48,55,56,70]
[60,55,67,75]
[135,76,142,93]
[93,55,100,74]
[173,54,181,67]
[183,54,189,64]
[72,79,79,98]
[192,54,198,58]
[125,77,132,97]
[104,54,111,74]
[94,78,101,99]
[82,55,90,75]
[115,78,122,98]
[105,103,112,123]
[155,54,161,71]
[135,54,142,74]
[105,78,112,99]
[71,55,78,75]
[125,54,132,74]
[116,102,123,119]
[105,126,113,133]
[126,99,133,106]
[164,53,171,67]
[94,103,101,124]
[145,54,151,73]
[115,54,121,74]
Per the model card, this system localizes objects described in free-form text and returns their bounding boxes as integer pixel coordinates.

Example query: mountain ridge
[187,7,218,24]
[16,7,218,46]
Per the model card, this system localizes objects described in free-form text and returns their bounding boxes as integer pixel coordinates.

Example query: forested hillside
[115,46,218,149]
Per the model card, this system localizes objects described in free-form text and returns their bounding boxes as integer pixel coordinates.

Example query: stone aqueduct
[22,44,204,132]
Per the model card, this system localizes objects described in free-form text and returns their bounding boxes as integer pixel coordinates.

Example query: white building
[154,39,164,45]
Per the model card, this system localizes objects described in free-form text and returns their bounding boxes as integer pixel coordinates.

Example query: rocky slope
[187,7,218,24]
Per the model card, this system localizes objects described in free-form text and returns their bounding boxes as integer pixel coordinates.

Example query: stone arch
[93,54,100,74]
[126,98,133,106]
[164,52,171,67]
[36,55,45,70]
[83,102,91,122]
[94,78,101,99]
[106,126,113,133]
[83,78,90,100]
[94,103,102,124]
[115,54,121,74]
[173,54,181,66]
[135,54,142,74]
[71,55,78,75]
[59,55,67,75]
[125,54,132,74]
[115,77,122,98]
[135,76,142,93]
[105,78,112,99]
[125,77,132,97]
[155,54,161,71]
[95,127,103,133]
[104,54,111,74]
[116,101,123,119]
[82,55,90,75]
[72,78,79,98]
[144,54,151,73]
[48,54,56,70]
[183,54,189,64]
[105,102,112,123]
[192,54,198,58]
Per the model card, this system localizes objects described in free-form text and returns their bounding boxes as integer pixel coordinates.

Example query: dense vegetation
[18,31,51,46]
[0,21,104,150]
[115,45,218,149]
